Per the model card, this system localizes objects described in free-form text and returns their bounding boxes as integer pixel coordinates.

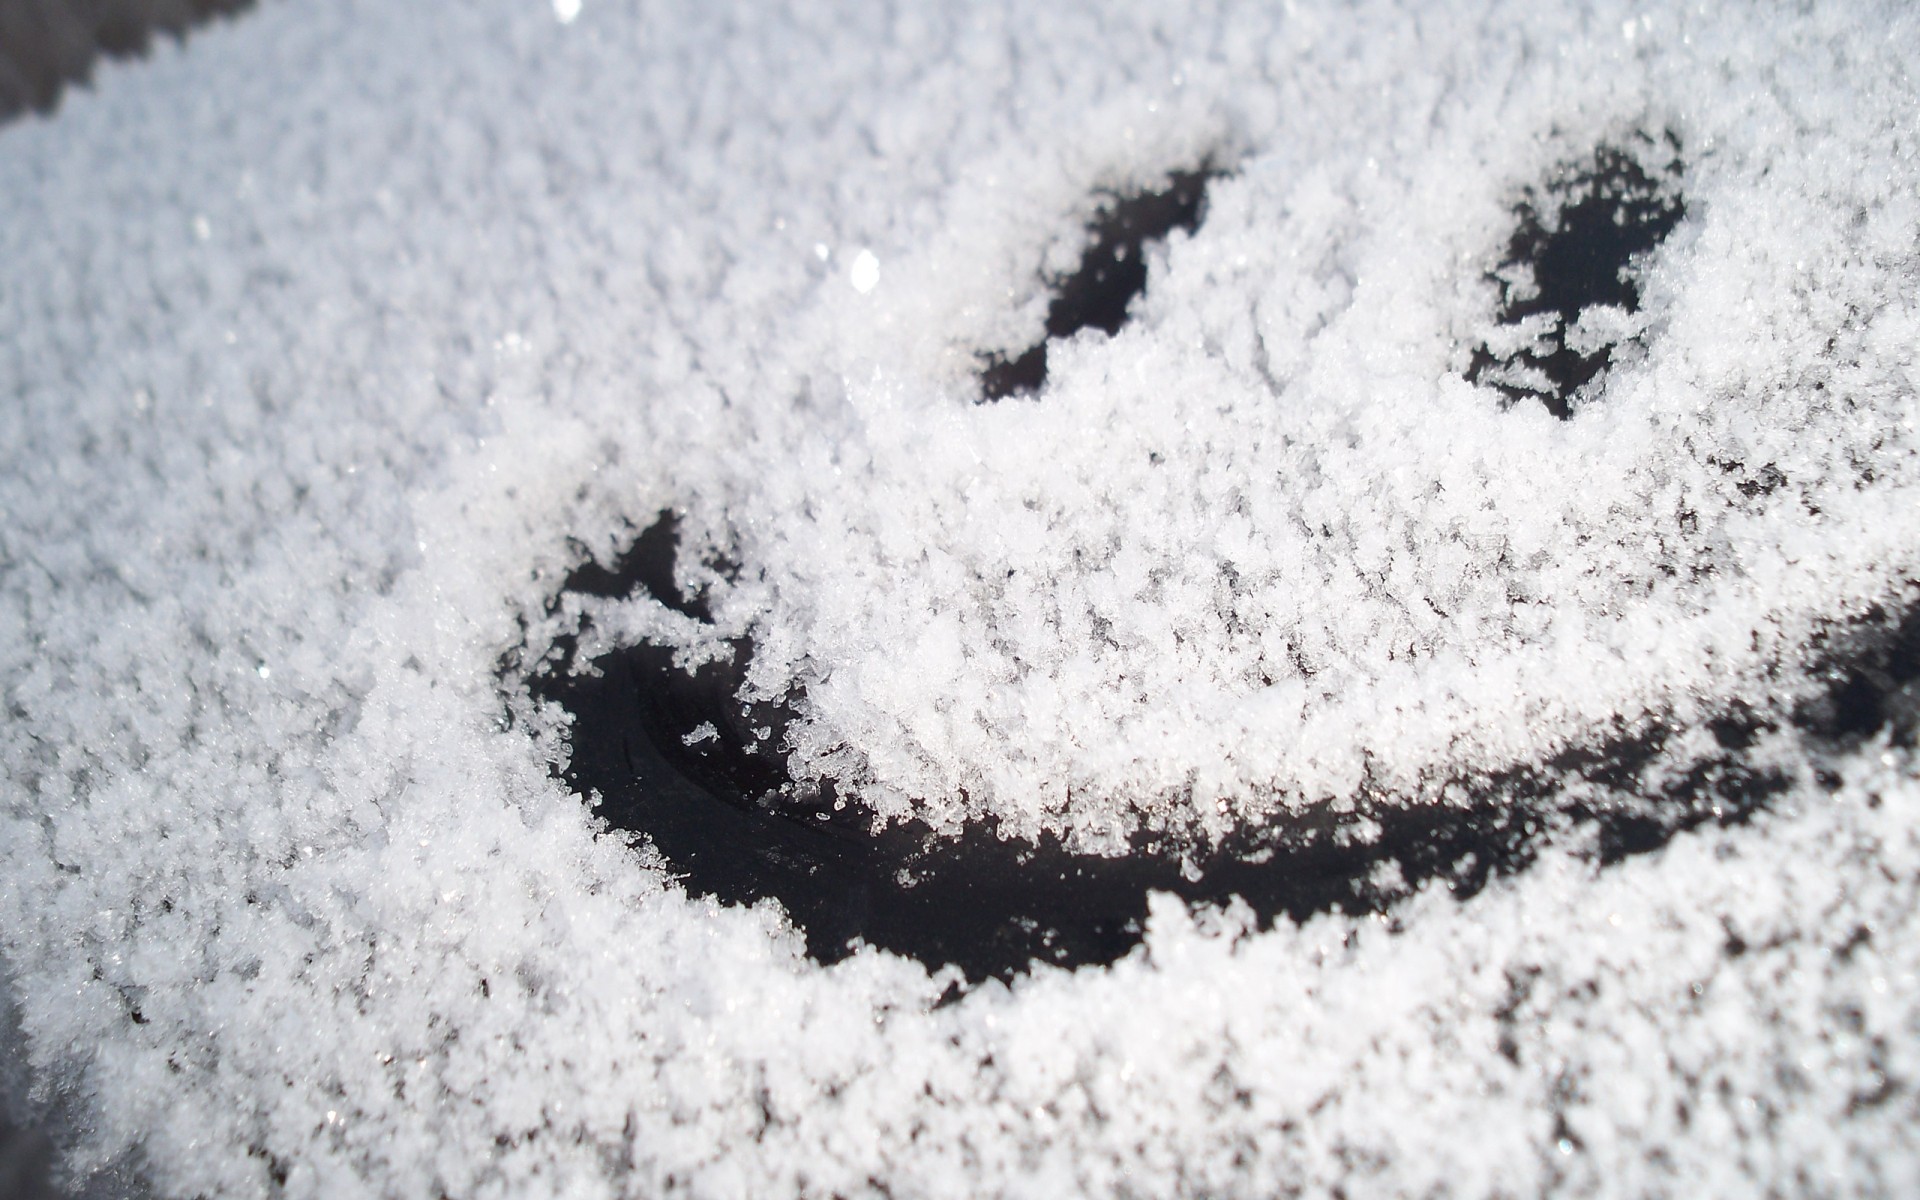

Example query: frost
[2,0,1920,1196]
[849,248,881,295]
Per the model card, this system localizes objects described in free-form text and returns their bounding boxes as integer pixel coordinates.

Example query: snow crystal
[3,0,1920,1195]
[849,249,881,295]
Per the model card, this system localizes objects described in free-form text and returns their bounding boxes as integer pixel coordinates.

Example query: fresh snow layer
[2,0,1919,1194]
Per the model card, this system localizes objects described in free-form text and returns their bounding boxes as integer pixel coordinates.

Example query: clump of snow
[2,0,1919,1195]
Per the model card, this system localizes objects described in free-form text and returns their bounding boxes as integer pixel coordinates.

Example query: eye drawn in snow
[1468,132,1686,418]
[980,167,1218,401]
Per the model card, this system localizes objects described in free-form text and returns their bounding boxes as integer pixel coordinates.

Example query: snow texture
[2,0,1919,1194]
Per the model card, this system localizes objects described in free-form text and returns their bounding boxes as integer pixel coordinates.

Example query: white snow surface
[3,0,1920,1194]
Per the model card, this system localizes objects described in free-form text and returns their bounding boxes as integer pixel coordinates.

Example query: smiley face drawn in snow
[12,3,1920,1194]
[527,106,1920,981]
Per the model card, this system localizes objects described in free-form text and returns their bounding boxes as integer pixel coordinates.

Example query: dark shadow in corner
[0,0,255,122]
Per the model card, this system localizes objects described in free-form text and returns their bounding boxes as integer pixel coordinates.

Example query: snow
[2,0,1918,1195]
